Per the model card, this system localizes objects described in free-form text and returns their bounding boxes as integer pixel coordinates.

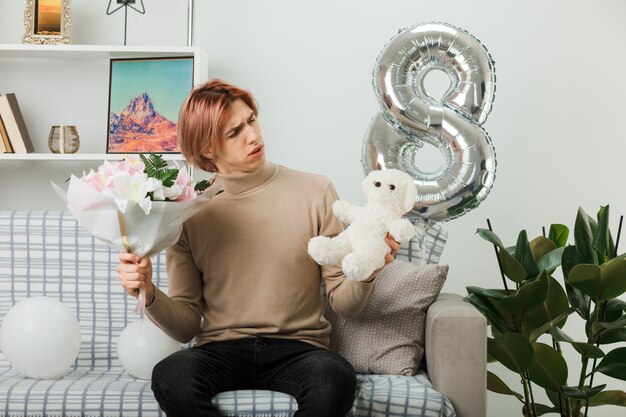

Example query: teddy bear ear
[404,182,418,212]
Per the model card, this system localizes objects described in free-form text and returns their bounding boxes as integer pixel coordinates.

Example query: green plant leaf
[466,286,507,301]
[587,389,626,407]
[575,207,599,265]
[522,403,558,416]
[536,247,565,275]
[194,179,210,192]
[592,205,615,263]
[530,236,557,265]
[476,228,506,249]
[597,328,626,344]
[476,228,526,283]
[516,230,540,277]
[498,272,548,316]
[560,384,606,400]
[523,276,570,337]
[569,259,626,301]
[606,298,626,312]
[549,324,605,359]
[487,371,524,402]
[464,293,514,334]
[528,307,575,343]
[488,333,534,374]
[499,248,527,283]
[527,342,568,391]
[593,315,626,335]
[594,347,626,380]
[549,224,569,247]
[568,263,601,299]
[561,246,591,320]
[598,257,626,300]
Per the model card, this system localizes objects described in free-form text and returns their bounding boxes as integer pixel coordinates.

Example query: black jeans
[151,336,356,417]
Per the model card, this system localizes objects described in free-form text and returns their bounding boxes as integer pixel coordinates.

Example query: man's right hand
[117,253,155,305]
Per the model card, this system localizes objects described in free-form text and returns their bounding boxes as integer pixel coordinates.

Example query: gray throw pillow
[325,260,448,376]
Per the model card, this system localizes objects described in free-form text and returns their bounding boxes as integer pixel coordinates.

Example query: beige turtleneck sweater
[146,161,376,348]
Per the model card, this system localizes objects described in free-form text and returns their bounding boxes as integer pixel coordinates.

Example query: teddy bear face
[362,169,418,215]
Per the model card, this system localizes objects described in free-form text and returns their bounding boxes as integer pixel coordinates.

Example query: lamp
[106,0,146,46]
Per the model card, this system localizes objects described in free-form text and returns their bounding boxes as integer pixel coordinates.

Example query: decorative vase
[48,125,79,154]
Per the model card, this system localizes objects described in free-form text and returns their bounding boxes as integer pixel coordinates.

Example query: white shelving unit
[0,44,208,162]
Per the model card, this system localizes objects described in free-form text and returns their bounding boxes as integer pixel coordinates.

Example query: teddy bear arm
[332,200,358,224]
[388,218,416,244]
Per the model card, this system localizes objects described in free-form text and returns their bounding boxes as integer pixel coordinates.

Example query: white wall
[1,1,625,415]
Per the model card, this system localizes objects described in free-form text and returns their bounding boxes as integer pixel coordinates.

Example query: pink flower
[175,185,197,202]
[81,170,109,192]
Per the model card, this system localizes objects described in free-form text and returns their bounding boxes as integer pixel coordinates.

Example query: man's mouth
[249,145,263,156]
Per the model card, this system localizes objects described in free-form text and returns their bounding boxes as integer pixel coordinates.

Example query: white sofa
[0,211,486,417]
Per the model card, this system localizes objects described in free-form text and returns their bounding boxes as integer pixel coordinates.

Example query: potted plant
[465,205,626,416]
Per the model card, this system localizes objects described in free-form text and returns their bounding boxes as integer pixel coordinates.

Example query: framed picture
[107,57,194,154]
[23,0,72,45]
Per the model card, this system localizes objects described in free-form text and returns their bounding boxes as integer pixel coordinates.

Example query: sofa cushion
[394,222,448,264]
[0,365,454,417]
[326,260,448,375]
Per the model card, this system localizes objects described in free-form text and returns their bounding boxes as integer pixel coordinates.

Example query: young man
[117,80,399,417]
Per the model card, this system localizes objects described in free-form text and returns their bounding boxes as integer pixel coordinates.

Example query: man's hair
[178,79,258,172]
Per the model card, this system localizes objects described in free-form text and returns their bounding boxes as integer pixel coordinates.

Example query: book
[0,93,34,153]
[0,115,13,153]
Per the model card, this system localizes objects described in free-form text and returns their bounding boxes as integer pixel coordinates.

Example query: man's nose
[244,124,259,142]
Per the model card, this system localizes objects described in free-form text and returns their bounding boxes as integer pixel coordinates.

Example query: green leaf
[587,389,626,407]
[595,347,626,380]
[465,293,514,333]
[488,333,534,374]
[527,342,568,391]
[606,298,626,312]
[498,272,548,316]
[549,324,605,359]
[528,307,575,343]
[593,315,626,334]
[194,179,210,192]
[597,328,626,344]
[549,224,569,247]
[522,403,558,416]
[523,276,570,337]
[562,246,591,320]
[476,228,506,249]
[158,168,179,187]
[530,236,557,265]
[592,205,615,263]
[560,384,606,400]
[516,230,540,277]
[476,228,526,283]
[499,247,528,283]
[575,207,599,265]
[569,258,626,301]
[599,257,626,300]
[536,246,565,275]
[487,371,524,402]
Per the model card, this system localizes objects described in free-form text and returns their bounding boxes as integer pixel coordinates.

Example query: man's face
[208,98,265,174]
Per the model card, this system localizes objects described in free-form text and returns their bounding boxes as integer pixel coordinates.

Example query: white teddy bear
[308,169,417,281]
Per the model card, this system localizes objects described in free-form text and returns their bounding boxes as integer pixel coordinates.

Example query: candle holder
[48,125,80,154]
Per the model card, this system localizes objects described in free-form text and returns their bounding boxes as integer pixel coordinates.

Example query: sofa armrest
[425,292,487,417]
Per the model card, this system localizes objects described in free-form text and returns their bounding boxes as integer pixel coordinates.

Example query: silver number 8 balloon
[362,22,497,225]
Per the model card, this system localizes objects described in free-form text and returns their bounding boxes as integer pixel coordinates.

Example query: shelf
[0,44,205,60]
[0,153,188,161]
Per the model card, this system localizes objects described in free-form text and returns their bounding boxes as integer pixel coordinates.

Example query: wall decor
[23,0,72,45]
[107,57,194,154]
[106,0,146,46]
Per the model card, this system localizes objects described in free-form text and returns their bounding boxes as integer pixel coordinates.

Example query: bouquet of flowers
[52,153,222,314]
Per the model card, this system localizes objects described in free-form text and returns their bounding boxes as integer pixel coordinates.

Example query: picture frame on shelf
[22,0,72,45]
[107,56,194,154]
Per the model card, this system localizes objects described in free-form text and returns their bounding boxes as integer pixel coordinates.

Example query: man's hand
[117,253,155,305]
[384,233,401,265]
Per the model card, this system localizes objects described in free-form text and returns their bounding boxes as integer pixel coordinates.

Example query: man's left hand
[384,233,401,265]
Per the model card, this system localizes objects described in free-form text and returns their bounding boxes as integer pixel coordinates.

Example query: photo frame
[23,0,72,45]
[107,57,194,154]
